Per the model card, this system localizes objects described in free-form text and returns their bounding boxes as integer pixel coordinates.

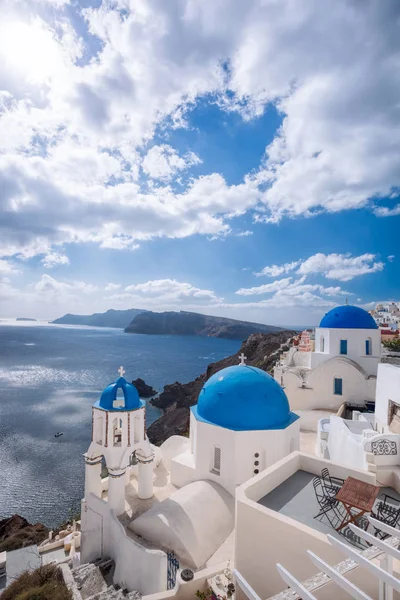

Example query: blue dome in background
[319,305,377,330]
[95,377,144,411]
[193,365,298,431]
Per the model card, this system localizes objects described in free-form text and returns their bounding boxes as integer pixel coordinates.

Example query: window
[113,417,123,446]
[211,446,221,475]
[366,338,372,355]
[340,339,347,355]
[334,377,343,396]
[93,414,103,445]
[320,336,325,352]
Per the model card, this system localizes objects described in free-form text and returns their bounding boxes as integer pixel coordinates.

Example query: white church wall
[233,423,300,487]
[286,359,376,413]
[192,419,236,493]
[312,328,380,376]
[82,493,167,595]
[375,363,400,428]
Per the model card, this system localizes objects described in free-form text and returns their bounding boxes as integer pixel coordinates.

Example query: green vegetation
[383,338,400,351]
[0,565,72,600]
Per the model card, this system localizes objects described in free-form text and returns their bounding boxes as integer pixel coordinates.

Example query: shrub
[0,565,72,600]
[383,338,400,351]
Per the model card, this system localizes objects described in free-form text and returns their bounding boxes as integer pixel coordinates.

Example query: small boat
[54,432,64,438]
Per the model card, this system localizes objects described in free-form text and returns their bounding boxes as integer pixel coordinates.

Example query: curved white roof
[129,480,234,568]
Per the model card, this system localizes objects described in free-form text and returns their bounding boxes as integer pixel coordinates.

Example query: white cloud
[255,253,385,282]
[236,230,253,237]
[105,283,121,291]
[41,251,69,268]
[122,279,221,304]
[0,258,20,276]
[388,255,395,262]
[256,261,300,277]
[142,145,201,181]
[34,274,98,296]
[1,0,400,262]
[236,277,292,296]
[297,253,384,281]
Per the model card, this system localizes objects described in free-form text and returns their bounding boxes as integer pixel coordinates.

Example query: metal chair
[313,476,346,529]
[371,494,400,539]
[321,467,344,497]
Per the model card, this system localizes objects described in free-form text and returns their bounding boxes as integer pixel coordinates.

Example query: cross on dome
[118,366,125,377]
[239,353,247,366]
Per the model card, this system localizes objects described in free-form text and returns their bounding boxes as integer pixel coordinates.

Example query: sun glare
[0,19,61,84]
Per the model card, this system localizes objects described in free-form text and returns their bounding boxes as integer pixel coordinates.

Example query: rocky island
[147,329,296,445]
[16,318,37,322]
[132,378,157,398]
[125,310,282,340]
[52,308,146,328]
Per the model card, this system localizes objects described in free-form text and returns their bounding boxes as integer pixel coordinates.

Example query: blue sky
[0,0,399,326]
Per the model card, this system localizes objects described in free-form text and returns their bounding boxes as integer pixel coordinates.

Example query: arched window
[93,413,103,445]
[320,336,325,352]
[112,417,123,447]
[366,338,372,355]
[211,446,221,475]
[113,388,125,409]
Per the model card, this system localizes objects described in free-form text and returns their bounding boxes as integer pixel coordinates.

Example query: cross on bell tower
[118,366,125,377]
[239,353,247,366]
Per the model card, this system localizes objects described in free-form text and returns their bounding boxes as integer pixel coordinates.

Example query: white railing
[272,516,400,600]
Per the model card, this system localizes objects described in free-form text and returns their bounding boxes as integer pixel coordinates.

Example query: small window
[211,446,221,475]
[254,461,259,466]
[254,452,259,458]
[254,469,259,475]
[334,377,343,396]
[340,339,347,355]
[320,336,325,352]
[366,338,372,355]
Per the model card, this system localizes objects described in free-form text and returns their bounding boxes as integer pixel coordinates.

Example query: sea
[0,321,240,527]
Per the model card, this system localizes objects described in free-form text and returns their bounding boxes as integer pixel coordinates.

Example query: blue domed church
[168,360,300,495]
[274,304,381,419]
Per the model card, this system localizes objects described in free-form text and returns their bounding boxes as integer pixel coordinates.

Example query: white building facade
[274,305,381,418]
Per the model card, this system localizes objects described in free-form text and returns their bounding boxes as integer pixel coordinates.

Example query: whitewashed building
[274,305,381,427]
[80,360,300,595]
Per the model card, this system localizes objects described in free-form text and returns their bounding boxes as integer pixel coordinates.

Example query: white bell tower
[84,366,154,516]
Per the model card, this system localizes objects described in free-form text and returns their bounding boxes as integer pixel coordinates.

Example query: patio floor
[258,470,400,547]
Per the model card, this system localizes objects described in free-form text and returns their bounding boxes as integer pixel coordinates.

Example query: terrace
[258,469,400,549]
[235,452,400,600]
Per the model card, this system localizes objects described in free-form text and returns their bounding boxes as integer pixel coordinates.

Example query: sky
[0,0,399,327]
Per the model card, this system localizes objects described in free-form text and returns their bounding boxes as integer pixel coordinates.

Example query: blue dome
[95,377,144,411]
[319,305,377,330]
[193,365,298,431]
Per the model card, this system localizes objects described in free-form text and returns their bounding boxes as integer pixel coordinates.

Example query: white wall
[170,413,300,495]
[375,363,400,428]
[283,357,376,412]
[81,494,167,595]
[312,327,381,376]
[327,416,368,470]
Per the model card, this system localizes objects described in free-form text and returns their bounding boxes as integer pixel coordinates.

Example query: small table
[335,476,380,531]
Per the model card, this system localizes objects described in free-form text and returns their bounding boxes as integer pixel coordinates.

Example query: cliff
[147,329,295,445]
[125,310,282,340]
[52,308,146,329]
[0,515,49,552]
